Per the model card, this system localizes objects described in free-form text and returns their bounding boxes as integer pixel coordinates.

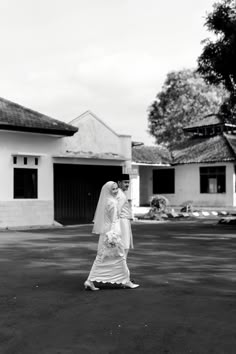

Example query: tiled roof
[0,97,78,136]
[132,145,171,165]
[172,134,236,164]
[226,134,236,156]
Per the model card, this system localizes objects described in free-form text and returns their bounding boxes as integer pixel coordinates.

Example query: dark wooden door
[54,164,122,225]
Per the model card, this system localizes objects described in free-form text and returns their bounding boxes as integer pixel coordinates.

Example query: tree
[197,0,236,120]
[147,69,227,146]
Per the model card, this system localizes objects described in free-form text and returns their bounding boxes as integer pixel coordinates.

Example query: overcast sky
[0,0,216,144]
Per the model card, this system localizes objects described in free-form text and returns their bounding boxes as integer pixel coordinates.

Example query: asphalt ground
[0,219,235,354]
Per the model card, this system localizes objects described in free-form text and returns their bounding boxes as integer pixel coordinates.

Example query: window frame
[199,166,226,194]
[13,168,38,199]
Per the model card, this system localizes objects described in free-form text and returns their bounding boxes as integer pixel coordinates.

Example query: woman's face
[110,183,119,197]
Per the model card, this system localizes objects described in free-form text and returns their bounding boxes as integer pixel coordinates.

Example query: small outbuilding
[131,114,236,209]
[0,98,132,228]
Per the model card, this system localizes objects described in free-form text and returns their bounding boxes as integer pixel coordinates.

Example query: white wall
[0,201,53,228]
[130,165,140,206]
[174,163,235,207]
[0,114,132,228]
[0,131,63,201]
[65,112,131,161]
[133,162,236,208]
[0,131,63,227]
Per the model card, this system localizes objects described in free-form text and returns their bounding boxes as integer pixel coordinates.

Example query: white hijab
[92,181,117,234]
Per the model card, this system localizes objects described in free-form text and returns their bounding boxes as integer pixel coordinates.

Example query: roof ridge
[70,110,121,137]
[223,133,236,158]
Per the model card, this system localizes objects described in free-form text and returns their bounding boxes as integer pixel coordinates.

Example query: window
[14,168,38,198]
[13,156,17,164]
[153,169,175,194]
[24,157,28,165]
[200,166,226,193]
[35,158,38,166]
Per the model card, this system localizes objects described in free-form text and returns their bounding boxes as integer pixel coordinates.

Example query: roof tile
[0,97,78,136]
[172,134,236,164]
[132,145,171,164]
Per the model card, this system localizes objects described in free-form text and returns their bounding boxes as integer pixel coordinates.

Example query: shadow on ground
[0,220,235,353]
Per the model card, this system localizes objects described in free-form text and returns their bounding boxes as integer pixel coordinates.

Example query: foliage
[143,195,170,220]
[147,69,227,147]
[150,195,169,212]
[180,203,193,213]
[197,0,236,120]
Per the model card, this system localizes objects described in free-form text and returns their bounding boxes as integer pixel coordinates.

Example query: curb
[134,209,236,221]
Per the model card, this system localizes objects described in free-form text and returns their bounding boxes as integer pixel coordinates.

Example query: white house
[53,111,132,225]
[0,98,131,228]
[131,115,236,209]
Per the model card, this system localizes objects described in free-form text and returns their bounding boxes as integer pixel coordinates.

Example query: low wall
[0,200,54,228]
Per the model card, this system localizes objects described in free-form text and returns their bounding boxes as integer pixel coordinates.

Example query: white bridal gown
[88,199,130,284]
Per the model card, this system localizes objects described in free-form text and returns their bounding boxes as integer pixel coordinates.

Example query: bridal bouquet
[104,230,121,248]
[101,230,124,260]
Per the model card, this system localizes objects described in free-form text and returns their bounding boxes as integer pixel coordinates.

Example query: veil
[92,181,117,234]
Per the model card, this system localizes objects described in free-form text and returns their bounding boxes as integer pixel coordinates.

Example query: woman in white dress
[84,181,139,291]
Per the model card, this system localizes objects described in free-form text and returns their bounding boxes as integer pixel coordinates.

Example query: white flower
[105,230,121,248]
[100,230,124,260]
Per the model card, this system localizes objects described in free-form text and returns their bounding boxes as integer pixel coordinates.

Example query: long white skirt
[88,234,130,284]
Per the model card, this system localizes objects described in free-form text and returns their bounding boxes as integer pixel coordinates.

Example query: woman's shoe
[84,280,99,291]
[124,281,140,289]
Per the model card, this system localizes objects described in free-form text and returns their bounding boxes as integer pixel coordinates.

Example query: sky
[0,0,217,145]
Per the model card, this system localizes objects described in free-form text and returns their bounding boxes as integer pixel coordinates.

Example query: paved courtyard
[0,219,236,354]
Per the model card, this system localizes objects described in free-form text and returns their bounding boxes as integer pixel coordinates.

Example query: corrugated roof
[172,134,236,164]
[0,97,78,136]
[132,145,171,165]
